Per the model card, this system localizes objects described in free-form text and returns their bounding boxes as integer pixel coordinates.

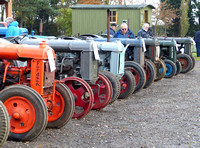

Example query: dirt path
[3,61,200,148]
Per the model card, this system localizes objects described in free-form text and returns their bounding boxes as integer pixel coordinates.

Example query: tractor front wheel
[47,83,75,128]
[164,59,176,78]
[100,71,120,104]
[144,60,156,88]
[190,55,195,70]
[0,101,10,147]
[125,61,146,93]
[91,73,112,110]
[0,85,48,142]
[119,71,135,99]
[177,53,193,73]
[175,60,182,76]
[154,59,166,81]
[63,77,94,119]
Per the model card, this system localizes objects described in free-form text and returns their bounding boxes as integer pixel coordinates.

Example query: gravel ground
[2,61,200,148]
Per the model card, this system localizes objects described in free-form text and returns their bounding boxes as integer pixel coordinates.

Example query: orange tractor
[0,41,75,141]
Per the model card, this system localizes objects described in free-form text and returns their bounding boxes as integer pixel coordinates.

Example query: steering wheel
[4,33,27,44]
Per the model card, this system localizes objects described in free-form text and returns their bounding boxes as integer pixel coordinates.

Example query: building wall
[72,6,153,36]
[140,7,153,26]
[116,9,140,35]
[72,9,107,35]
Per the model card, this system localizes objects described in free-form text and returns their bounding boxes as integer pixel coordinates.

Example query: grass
[192,52,200,61]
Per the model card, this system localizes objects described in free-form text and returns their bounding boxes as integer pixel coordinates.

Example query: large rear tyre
[144,60,156,88]
[163,59,176,78]
[154,59,166,81]
[118,71,135,99]
[0,85,48,142]
[0,101,10,147]
[63,77,94,119]
[47,83,75,128]
[125,61,146,93]
[100,71,120,104]
[91,73,112,110]
[177,53,193,73]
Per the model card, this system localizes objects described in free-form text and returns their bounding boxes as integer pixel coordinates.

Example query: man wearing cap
[105,23,118,36]
[5,17,20,37]
[114,23,135,39]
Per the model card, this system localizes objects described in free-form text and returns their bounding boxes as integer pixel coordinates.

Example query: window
[110,10,117,23]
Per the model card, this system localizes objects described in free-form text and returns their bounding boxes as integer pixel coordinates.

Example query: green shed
[71,4,155,36]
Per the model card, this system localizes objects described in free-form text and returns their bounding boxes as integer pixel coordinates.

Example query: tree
[13,0,38,28]
[180,0,190,37]
[160,0,181,36]
[13,0,62,36]
[187,0,197,36]
[153,0,179,36]
[56,8,72,36]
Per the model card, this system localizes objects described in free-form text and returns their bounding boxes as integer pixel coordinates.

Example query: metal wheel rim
[63,77,94,119]
[48,90,65,122]
[4,96,36,134]
[91,73,112,110]
[125,67,140,85]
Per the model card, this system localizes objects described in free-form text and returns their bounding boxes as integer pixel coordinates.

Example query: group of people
[104,22,154,39]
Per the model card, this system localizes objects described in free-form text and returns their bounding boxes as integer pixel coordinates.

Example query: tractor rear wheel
[0,101,10,147]
[144,60,156,88]
[100,71,120,104]
[154,59,166,81]
[91,73,112,110]
[63,77,94,119]
[125,61,146,93]
[118,71,135,99]
[177,53,193,73]
[47,83,75,128]
[0,85,48,142]
[164,59,176,78]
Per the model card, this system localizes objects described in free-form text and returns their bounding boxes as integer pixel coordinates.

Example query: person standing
[114,23,135,38]
[5,17,20,37]
[194,30,200,57]
[147,22,154,37]
[104,23,118,36]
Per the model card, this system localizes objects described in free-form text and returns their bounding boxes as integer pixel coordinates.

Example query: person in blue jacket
[104,23,118,36]
[137,23,153,38]
[114,23,135,39]
[5,17,20,37]
[194,30,200,57]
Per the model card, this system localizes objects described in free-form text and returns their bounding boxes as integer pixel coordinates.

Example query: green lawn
[192,52,200,61]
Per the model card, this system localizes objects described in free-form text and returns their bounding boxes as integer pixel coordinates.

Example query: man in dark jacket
[194,30,200,57]
[137,23,153,38]
[114,23,135,39]
[104,23,118,36]
[147,22,154,37]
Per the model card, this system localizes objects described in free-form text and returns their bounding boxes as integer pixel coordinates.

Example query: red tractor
[0,41,75,141]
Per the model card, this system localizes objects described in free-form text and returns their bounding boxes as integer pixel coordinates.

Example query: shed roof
[71,4,156,9]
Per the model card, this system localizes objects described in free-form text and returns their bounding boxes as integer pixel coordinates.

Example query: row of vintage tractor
[0,35,195,146]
